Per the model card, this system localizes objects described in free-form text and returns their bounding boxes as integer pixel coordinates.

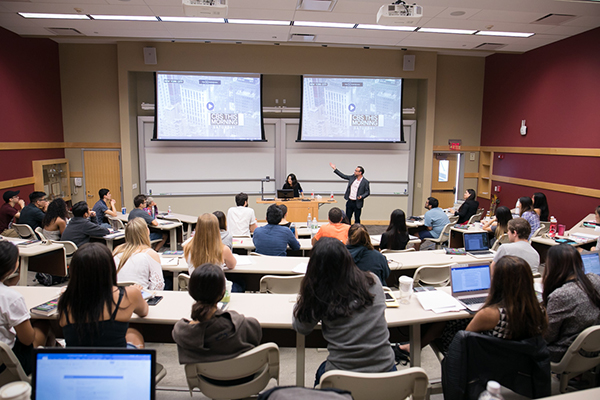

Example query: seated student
[61,201,110,247]
[591,205,599,251]
[92,188,118,228]
[293,238,396,386]
[253,205,300,257]
[277,204,298,238]
[129,194,167,251]
[58,243,148,348]
[184,213,236,275]
[0,190,25,237]
[491,218,540,274]
[145,197,159,218]
[517,196,540,240]
[282,173,303,197]
[311,207,350,246]
[532,192,550,222]
[346,224,390,285]
[380,209,409,251]
[18,191,48,232]
[213,211,233,250]
[226,192,257,237]
[172,264,261,374]
[41,198,69,241]
[542,245,600,362]
[113,218,165,291]
[451,189,479,224]
[0,242,51,375]
[417,197,450,251]
[481,206,512,246]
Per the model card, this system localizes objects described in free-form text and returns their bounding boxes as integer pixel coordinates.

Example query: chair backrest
[413,264,453,287]
[51,240,78,256]
[12,223,36,239]
[35,227,47,241]
[178,273,190,291]
[530,226,545,242]
[259,275,304,294]
[318,367,429,400]
[467,211,483,224]
[438,222,454,241]
[491,233,509,251]
[551,325,600,376]
[117,281,139,287]
[448,215,459,224]
[538,222,550,234]
[184,342,279,399]
[380,248,415,254]
[107,216,125,231]
[0,341,30,386]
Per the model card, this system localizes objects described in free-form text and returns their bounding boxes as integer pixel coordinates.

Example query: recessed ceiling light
[418,27,477,35]
[227,19,290,26]
[293,21,354,29]
[476,31,535,38]
[18,12,90,20]
[357,24,416,31]
[160,16,225,23]
[450,11,466,16]
[90,15,159,21]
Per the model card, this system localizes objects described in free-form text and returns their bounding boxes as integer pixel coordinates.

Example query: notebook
[32,348,156,400]
[582,251,600,275]
[451,263,492,312]
[463,231,494,258]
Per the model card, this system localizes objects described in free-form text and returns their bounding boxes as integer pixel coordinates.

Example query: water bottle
[330,191,334,200]
[290,222,296,236]
[478,381,504,400]
[168,206,172,215]
[312,217,318,231]
[307,212,312,230]
[549,216,557,237]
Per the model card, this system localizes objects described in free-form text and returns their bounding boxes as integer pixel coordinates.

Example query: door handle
[452,187,456,194]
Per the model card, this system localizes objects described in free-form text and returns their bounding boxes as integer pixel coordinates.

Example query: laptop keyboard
[461,296,487,305]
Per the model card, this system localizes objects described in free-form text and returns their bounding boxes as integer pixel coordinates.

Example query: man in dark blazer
[329,162,370,224]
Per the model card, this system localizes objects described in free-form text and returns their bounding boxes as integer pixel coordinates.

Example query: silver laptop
[582,251,600,275]
[464,231,494,258]
[451,263,492,312]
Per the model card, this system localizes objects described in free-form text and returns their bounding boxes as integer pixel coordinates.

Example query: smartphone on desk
[147,296,163,306]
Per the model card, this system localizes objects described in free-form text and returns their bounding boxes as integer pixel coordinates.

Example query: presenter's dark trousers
[346,199,362,224]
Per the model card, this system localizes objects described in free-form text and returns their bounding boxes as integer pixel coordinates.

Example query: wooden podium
[256,198,336,222]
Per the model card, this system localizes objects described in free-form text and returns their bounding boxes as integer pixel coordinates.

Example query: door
[83,150,122,210]
[431,153,458,209]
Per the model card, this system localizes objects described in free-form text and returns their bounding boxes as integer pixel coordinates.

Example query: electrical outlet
[469,153,475,161]
[132,183,137,190]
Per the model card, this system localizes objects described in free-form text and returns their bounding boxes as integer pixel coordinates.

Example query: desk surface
[2,237,64,256]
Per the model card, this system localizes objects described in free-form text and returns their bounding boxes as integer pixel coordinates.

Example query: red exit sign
[449,142,461,150]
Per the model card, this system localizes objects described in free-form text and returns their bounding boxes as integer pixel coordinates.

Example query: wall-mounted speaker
[143,47,157,65]
[403,55,415,71]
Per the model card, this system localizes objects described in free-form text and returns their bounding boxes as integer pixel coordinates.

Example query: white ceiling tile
[469,10,546,24]
[226,8,295,21]
[434,7,481,19]
[543,24,595,36]
[313,34,401,46]
[148,5,184,16]
[561,15,600,27]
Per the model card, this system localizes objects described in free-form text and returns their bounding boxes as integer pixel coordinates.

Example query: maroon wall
[479,27,600,227]
[0,27,64,201]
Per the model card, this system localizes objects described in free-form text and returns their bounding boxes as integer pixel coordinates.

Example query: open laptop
[32,348,156,400]
[582,251,600,275]
[463,231,494,258]
[277,189,294,200]
[451,263,492,312]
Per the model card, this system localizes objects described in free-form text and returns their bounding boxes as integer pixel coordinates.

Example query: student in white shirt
[226,193,257,237]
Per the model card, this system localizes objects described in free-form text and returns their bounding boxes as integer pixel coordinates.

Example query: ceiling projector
[377,3,423,26]
[182,0,228,18]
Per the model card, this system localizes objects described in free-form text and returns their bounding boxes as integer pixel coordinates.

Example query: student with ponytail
[172,264,261,367]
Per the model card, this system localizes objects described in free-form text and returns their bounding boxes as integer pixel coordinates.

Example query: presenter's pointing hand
[329,162,336,170]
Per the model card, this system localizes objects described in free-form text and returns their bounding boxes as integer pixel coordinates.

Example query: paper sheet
[234,255,253,265]
[292,263,308,274]
[416,290,464,311]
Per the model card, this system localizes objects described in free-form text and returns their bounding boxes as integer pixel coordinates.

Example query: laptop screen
[582,252,600,275]
[451,263,492,294]
[277,189,294,199]
[463,232,489,252]
[32,348,155,400]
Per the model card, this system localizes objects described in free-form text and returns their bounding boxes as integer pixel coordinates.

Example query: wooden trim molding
[491,175,600,199]
[481,147,600,157]
[0,177,36,190]
[0,142,121,150]
[433,146,481,152]
[70,171,83,178]
[464,172,479,178]
[64,142,121,149]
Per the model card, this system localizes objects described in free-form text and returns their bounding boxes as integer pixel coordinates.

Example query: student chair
[12,223,36,240]
[0,342,30,386]
[184,342,279,399]
[107,216,125,231]
[318,367,429,400]
[413,264,453,287]
[380,248,415,254]
[530,226,545,242]
[448,215,459,224]
[491,233,509,251]
[49,240,78,268]
[551,325,600,393]
[259,275,304,294]
[116,281,139,287]
[178,273,190,291]
[34,227,47,241]
[467,211,484,225]
[422,223,453,250]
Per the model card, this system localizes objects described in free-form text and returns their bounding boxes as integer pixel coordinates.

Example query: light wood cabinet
[32,158,71,201]
[477,151,492,199]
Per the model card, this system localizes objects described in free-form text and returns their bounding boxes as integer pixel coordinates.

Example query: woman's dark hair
[278,204,288,217]
[287,173,298,187]
[0,241,19,280]
[532,192,550,222]
[465,189,476,202]
[384,209,408,248]
[189,263,226,322]
[294,237,375,323]
[518,196,534,214]
[543,244,600,309]
[483,255,547,340]
[213,211,227,231]
[58,243,121,341]
[348,224,373,250]
[494,206,513,238]
[42,198,68,228]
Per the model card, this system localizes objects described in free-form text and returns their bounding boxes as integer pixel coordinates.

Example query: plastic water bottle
[478,381,504,400]
[330,191,334,200]
[549,216,557,237]
[168,206,172,215]
[312,217,318,231]
[307,213,312,230]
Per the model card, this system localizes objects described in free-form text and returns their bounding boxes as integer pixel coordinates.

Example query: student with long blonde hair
[113,217,164,290]
[184,213,237,275]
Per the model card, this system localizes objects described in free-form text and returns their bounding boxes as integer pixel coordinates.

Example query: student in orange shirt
[311,207,350,246]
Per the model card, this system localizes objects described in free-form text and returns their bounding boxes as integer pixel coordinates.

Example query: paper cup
[221,280,233,303]
[0,382,31,400]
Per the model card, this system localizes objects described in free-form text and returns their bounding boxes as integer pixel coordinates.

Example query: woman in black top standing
[282,173,303,197]
[380,209,409,250]
[454,188,479,224]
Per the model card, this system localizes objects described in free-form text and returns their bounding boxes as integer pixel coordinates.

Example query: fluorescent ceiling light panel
[160,16,225,23]
[227,19,290,26]
[90,15,159,21]
[357,24,416,31]
[476,31,534,38]
[293,21,354,28]
[18,12,90,20]
[418,27,477,35]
